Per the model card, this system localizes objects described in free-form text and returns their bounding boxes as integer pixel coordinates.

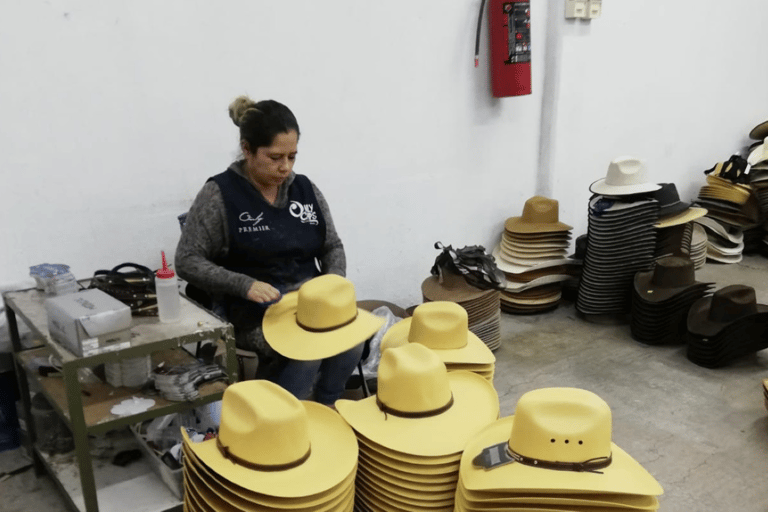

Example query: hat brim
[504,217,572,234]
[421,275,494,302]
[183,446,356,511]
[263,292,384,361]
[181,439,356,510]
[380,318,496,365]
[184,402,358,497]
[589,179,661,196]
[687,296,768,338]
[632,271,705,303]
[655,207,708,228]
[750,121,768,140]
[460,417,663,496]
[336,371,499,457]
[493,246,575,274]
[455,482,660,509]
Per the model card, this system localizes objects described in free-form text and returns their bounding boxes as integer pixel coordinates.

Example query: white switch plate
[587,0,602,18]
[565,0,587,19]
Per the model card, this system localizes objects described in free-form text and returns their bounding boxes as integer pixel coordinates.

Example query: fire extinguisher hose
[474,0,487,67]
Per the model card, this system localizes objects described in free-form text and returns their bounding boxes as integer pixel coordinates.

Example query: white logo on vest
[238,211,271,233]
[289,201,319,225]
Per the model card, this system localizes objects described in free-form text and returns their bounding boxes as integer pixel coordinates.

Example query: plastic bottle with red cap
[155,251,181,323]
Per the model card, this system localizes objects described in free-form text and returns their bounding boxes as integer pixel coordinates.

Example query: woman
[176,96,362,405]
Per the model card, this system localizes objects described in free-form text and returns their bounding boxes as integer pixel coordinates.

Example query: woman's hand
[247,281,281,303]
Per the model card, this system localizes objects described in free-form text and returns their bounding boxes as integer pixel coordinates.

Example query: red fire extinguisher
[475,0,532,97]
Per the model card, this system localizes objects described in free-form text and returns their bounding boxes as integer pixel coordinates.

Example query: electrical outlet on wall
[565,0,587,19]
[587,0,602,18]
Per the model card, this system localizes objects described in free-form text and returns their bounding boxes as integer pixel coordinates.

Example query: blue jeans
[275,342,366,405]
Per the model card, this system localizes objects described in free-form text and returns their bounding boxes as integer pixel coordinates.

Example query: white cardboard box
[45,289,132,357]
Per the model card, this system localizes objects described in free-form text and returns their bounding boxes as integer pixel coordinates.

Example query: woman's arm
[310,181,347,277]
[175,181,255,299]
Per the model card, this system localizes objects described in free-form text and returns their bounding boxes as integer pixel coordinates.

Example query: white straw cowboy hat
[336,343,499,457]
[263,274,384,361]
[589,157,661,196]
[380,301,495,365]
[183,380,358,498]
[463,388,663,496]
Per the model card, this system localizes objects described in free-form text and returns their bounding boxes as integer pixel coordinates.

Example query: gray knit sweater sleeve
[175,168,346,299]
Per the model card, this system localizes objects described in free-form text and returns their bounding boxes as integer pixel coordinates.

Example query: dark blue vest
[210,169,327,320]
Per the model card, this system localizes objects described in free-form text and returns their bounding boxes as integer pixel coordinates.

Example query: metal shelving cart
[3,285,236,512]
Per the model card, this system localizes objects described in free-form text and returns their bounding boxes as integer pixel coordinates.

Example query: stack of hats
[493,196,575,314]
[631,256,714,345]
[422,273,501,351]
[455,387,663,511]
[182,380,358,512]
[687,285,768,368]
[652,183,707,260]
[690,223,708,270]
[747,120,768,254]
[336,343,500,512]
[696,162,760,227]
[693,217,745,264]
[577,157,661,318]
[381,301,496,383]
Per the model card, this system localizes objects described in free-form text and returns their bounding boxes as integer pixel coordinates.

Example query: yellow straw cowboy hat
[183,380,358,498]
[380,301,495,365]
[463,388,663,496]
[336,343,499,457]
[263,274,384,361]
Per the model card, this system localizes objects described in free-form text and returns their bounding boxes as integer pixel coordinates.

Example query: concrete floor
[1,255,767,511]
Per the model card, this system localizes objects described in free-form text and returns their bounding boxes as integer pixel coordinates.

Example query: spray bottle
[155,251,181,323]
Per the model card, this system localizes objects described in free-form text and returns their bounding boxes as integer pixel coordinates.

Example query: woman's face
[243,130,299,189]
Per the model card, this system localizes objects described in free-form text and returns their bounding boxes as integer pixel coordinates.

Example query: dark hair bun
[228,95,259,127]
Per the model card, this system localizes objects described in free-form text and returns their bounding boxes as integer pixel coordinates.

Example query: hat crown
[508,388,612,464]
[377,344,453,414]
[605,157,647,186]
[652,183,682,208]
[650,257,695,289]
[218,381,311,467]
[520,196,560,225]
[296,274,358,330]
[708,285,758,323]
[409,302,469,350]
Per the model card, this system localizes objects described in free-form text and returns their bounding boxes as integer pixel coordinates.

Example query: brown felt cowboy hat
[263,274,384,361]
[687,285,768,338]
[504,196,572,234]
[634,257,710,303]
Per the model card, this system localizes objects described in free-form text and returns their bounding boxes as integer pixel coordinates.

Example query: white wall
[1,0,766,310]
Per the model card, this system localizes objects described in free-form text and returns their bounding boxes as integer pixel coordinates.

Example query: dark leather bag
[89,263,158,316]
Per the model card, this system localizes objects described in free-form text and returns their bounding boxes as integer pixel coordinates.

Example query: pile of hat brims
[493,196,577,314]
[455,388,664,511]
[631,256,714,345]
[337,343,500,512]
[652,183,708,262]
[746,120,768,254]
[686,284,768,368]
[181,380,359,512]
[577,157,662,317]
[421,272,502,351]
[689,223,708,270]
[693,216,745,264]
[381,301,496,383]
